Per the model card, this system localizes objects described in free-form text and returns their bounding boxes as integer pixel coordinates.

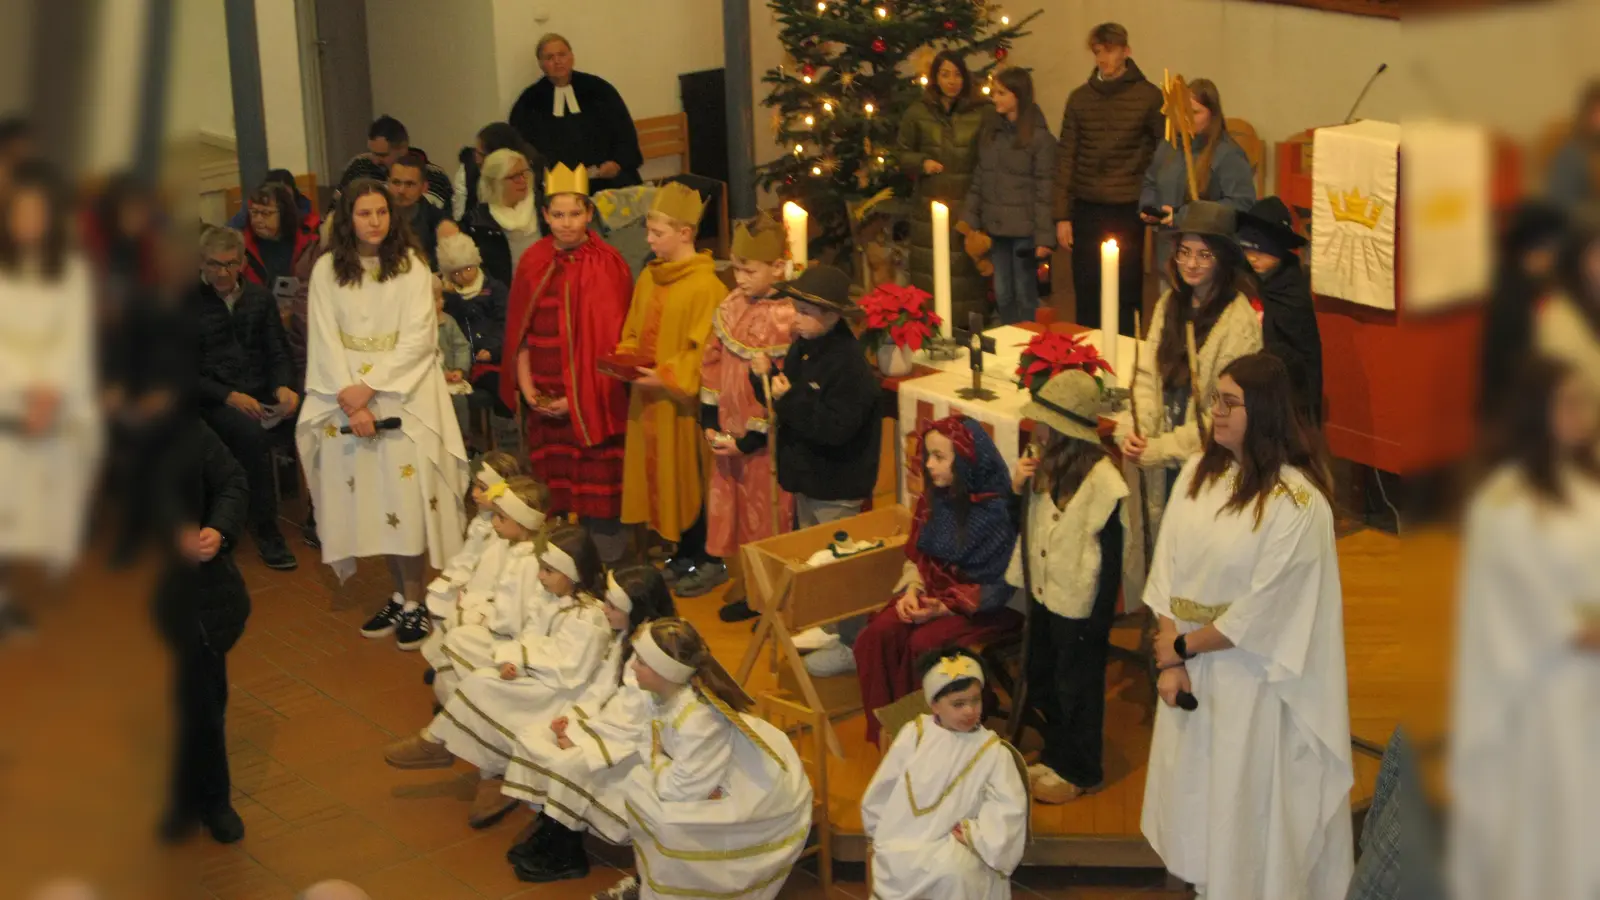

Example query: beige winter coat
[1115,289,1262,605]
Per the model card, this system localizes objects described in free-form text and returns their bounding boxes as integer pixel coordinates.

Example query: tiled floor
[0,514,1190,900]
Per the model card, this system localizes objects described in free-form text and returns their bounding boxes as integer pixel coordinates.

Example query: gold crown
[731,214,786,262]
[544,163,589,197]
[1326,186,1386,230]
[651,182,708,227]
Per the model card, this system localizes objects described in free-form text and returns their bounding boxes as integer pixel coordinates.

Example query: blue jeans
[990,235,1041,325]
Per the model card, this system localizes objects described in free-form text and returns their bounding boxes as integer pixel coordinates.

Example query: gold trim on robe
[340,330,400,352]
[1170,596,1231,625]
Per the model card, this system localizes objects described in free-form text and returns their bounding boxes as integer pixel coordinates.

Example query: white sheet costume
[420,536,525,703]
[0,260,101,570]
[424,510,500,624]
[428,587,611,776]
[502,634,652,843]
[295,251,468,582]
[1140,458,1353,900]
[626,687,812,900]
[861,714,1029,900]
[1448,466,1600,900]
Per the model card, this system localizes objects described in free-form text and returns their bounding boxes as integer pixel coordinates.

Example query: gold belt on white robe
[341,330,399,352]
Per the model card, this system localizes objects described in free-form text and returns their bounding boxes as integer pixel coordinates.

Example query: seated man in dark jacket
[194,226,298,569]
[1239,197,1323,423]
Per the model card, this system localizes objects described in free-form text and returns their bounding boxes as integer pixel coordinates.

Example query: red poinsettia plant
[1015,331,1115,395]
[858,283,944,352]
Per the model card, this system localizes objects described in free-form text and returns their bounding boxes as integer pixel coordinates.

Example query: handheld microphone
[340,416,403,435]
[1175,690,1198,711]
[1343,63,1387,124]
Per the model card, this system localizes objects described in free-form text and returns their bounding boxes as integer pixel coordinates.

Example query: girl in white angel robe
[501,567,679,882]
[417,477,546,704]
[1140,447,1354,900]
[295,189,467,613]
[0,177,101,595]
[603,618,812,900]
[861,647,1030,900]
[424,456,521,625]
[1448,360,1600,900]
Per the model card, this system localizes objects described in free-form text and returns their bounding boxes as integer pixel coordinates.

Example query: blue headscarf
[913,417,1018,586]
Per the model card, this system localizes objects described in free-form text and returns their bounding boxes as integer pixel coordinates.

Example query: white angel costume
[419,536,525,703]
[626,687,812,900]
[861,714,1029,900]
[0,259,101,570]
[428,584,611,776]
[295,251,467,582]
[1448,466,1600,900]
[424,509,500,624]
[1140,458,1354,900]
[502,633,652,843]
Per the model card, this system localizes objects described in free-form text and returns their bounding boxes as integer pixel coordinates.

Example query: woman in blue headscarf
[854,415,1022,745]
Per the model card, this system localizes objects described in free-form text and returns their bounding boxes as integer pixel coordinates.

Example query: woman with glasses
[1118,200,1261,598]
[460,149,543,288]
[1140,352,1353,900]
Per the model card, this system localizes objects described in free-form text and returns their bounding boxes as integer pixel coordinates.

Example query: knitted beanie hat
[436,232,482,273]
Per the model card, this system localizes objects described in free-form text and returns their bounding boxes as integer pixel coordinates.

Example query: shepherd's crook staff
[763,365,780,536]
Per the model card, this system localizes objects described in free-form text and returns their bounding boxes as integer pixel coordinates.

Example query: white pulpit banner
[1402,120,1491,313]
[1311,120,1400,311]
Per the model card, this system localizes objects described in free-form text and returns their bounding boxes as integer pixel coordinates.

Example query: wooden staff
[1185,320,1207,440]
[763,367,780,535]
[1129,310,1144,439]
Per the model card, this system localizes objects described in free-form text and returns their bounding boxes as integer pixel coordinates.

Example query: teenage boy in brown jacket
[1052,23,1163,335]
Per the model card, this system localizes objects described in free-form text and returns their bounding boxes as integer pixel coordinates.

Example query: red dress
[501,234,632,520]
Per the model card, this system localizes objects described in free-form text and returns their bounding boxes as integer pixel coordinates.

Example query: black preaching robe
[509,72,644,193]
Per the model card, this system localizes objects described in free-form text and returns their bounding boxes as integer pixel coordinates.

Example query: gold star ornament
[429,496,439,511]
[399,464,416,479]
[386,513,400,528]
[324,423,339,438]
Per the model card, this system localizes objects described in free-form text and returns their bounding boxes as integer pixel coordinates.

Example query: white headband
[485,482,545,531]
[541,544,580,582]
[633,628,695,684]
[605,571,632,614]
[922,655,985,705]
[477,466,506,489]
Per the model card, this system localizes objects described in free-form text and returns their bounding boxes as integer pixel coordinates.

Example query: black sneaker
[301,517,321,550]
[257,531,298,570]
[660,556,697,585]
[513,826,590,882]
[674,561,728,598]
[395,606,431,651]
[360,594,405,638]
[718,598,758,623]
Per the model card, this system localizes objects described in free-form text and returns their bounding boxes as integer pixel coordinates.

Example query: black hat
[1168,200,1240,244]
[1237,196,1308,258]
[774,264,859,315]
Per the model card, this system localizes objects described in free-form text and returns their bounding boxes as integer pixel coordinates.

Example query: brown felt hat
[773,264,859,316]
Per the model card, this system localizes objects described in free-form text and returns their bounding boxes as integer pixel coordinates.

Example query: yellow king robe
[617,250,724,541]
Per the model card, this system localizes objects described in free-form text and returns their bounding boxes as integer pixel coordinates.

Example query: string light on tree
[804,114,815,126]
[864,102,876,116]
[875,5,888,17]
[823,101,834,113]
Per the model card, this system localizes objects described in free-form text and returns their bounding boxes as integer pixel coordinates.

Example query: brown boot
[384,731,455,769]
[469,775,518,829]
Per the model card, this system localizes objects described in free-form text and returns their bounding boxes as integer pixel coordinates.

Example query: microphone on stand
[340,416,403,435]
[1343,63,1388,124]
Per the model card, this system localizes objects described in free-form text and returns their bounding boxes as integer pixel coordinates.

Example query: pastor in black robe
[509,71,644,193]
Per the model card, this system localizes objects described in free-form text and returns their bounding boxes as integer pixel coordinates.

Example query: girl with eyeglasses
[1139,352,1352,900]
[1117,200,1261,601]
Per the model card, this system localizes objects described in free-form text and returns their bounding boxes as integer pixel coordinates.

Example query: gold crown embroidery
[1326,186,1386,229]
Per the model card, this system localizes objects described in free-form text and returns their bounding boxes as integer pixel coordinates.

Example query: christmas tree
[756,0,1042,266]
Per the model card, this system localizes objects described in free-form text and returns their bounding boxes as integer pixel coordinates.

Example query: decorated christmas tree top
[756,0,1041,258]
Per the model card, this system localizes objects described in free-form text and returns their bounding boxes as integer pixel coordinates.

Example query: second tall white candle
[931,200,952,339]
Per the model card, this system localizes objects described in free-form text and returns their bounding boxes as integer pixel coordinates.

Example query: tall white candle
[783,201,808,278]
[931,200,952,338]
[1100,239,1120,374]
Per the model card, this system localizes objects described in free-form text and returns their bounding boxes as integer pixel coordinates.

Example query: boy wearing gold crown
[500,163,633,564]
[861,646,1029,900]
[672,214,797,600]
[615,183,725,577]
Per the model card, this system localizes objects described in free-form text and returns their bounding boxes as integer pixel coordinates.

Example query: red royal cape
[500,232,633,447]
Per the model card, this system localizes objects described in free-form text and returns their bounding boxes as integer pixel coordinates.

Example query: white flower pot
[877,344,914,377]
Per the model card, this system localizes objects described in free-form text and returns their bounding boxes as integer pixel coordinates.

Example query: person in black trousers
[194,226,299,569]
[155,421,253,844]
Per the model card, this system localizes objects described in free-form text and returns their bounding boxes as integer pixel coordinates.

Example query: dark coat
[337,146,454,211]
[1052,61,1165,219]
[509,72,644,193]
[461,204,518,288]
[444,275,510,363]
[400,200,449,271]
[242,224,318,292]
[153,422,252,655]
[898,95,988,324]
[962,105,1057,247]
[1257,258,1323,420]
[765,320,882,501]
[192,280,293,405]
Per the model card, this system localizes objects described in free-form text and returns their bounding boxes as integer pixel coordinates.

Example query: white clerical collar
[553,83,581,118]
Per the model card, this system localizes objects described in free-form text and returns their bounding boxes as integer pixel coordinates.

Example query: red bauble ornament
[872,37,887,53]
[995,47,1009,61]
[801,63,816,77]
[942,19,956,31]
